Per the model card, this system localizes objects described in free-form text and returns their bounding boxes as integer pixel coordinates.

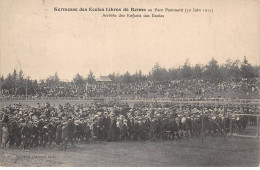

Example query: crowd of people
[1,78,259,99]
[0,101,259,150]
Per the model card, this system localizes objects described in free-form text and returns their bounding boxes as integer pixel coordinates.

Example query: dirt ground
[0,136,259,167]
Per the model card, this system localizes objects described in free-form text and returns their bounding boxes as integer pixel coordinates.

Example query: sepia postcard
[0,0,259,167]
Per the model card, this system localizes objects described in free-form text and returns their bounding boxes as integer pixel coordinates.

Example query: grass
[0,136,259,167]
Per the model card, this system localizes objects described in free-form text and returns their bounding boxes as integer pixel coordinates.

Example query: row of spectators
[85,79,259,98]
[1,79,259,99]
[1,101,259,150]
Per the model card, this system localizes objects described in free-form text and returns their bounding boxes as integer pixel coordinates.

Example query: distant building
[96,76,112,82]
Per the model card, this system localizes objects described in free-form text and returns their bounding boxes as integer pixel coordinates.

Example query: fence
[0,96,259,105]
[227,114,260,138]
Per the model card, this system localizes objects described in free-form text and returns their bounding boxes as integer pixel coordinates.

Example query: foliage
[1,57,259,96]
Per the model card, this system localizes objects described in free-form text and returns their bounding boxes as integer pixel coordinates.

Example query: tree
[73,73,85,88]
[17,70,26,95]
[108,73,116,82]
[181,59,192,79]
[5,73,14,94]
[46,72,60,87]
[86,70,96,84]
[0,75,4,84]
[0,75,4,95]
[241,56,255,79]
[192,64,203,79]
[122,71,132,83]
[168,67,180,80]
[151,63,168,81]
[222,59,241,80]
[203,58,221,81]
[132,71,139,82]
[53,72,60,83]
[18,70,24,81]
[25,77,36,96]
[12,69,18,94]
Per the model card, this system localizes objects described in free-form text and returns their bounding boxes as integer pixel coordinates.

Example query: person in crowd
[0,101,258,150]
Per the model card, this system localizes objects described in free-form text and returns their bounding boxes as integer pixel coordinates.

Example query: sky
[0,0,259,81]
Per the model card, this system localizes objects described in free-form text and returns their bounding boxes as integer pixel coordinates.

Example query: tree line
[0,57,259,96]
[108,57,259,82]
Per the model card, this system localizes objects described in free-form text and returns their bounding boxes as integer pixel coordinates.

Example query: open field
[0,136,259,167]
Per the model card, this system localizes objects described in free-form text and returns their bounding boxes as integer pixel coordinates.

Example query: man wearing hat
[60,121,69,150]
[8,117,19,148]
[30,121,39,148]
[121,119,129,141]
[133,119,141,141]
[48,120,56,147]
[67,117,74,146]
[37,115,45,147]
[42,120,50,148]
[2,113,9,124]
[85,121,92,141]
[55,119,63,146]
[21,120,30,150]
[107,118,117,141]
